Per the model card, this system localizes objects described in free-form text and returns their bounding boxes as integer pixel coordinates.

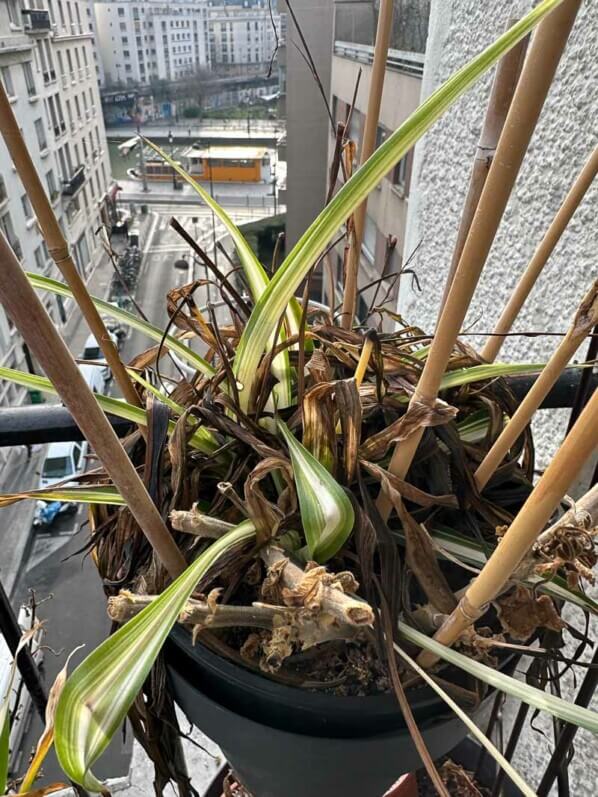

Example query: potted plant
[0,1,596,796]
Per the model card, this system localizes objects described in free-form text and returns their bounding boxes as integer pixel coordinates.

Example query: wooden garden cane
[481,144,598,363]
[475,279,598,491]
[0,82,143,415]
[377,0,582,520]
[439,22,529,311]
[417,386,598,669]
[0,231,186,579]
[341,0,394,329]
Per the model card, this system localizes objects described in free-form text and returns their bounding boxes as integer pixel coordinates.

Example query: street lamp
[168,129,177,190]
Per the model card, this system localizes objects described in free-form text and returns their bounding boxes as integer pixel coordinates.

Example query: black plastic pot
[165,626,507,797]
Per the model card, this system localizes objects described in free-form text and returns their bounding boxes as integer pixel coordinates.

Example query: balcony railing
[22,8,51,33]
[334,41,424,78]
[61,165,85,196]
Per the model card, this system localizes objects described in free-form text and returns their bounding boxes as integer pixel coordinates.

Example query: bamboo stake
[377,0,582,520]
[417,388,598,669]
[439,22,528,311]
[0,82,142,414]
[0,232,186,579]
[475,279,598,491]
[340,0,394,330]
[482,144,598,363]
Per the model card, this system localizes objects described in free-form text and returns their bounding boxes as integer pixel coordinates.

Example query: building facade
[207,2,280,73]
[284,0,427,314]
[0,0,113,412]
[92,0,280,87]
[93,0,210,85]
[401,0,597,472]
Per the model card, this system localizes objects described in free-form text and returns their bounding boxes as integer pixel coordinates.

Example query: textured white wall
[401,0,597,472]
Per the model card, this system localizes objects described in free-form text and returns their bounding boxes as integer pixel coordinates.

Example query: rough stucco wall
[401,0,597,472]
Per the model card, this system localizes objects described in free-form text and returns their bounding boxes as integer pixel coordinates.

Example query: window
[46,169,58,200]
[392,151,412,197]
[362,214,377,262]
[34,117,47,150]
[0,176,6,203]
[23,61,36,97]
[1,67,15,99]
[34,243,50,273]
[120,22,126,31]
[1,213,22,260]
[21,194,33,221]
[6,0,22,26]
[118,7,124,16]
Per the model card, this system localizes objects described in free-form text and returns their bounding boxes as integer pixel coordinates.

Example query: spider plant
[1,0,597,794]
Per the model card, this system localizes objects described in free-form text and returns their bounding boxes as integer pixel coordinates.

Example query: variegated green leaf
[394,643,536,797]
[0,366,217,454]
[26,272,215,377]
[0,486,125,508]
[397,623,598,734]
[278,420,354,562]
[143,140,298,408]
[233,0,564,411]
[54,521,256,791]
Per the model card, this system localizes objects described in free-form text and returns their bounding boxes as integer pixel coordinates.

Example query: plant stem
[0,82,143,417]
[475,279,598,490]
[440,20,528,310]
[340,0,394,329]
[417,388,598,668]
[377,0,581,519]
[481,144,598,363]
[0,233,186,578]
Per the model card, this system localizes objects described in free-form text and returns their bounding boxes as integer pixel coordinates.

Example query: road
[11,199,263,787]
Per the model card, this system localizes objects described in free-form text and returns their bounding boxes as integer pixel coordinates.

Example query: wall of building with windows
[93,0,210,86]
[324,44,423,321]
[0,0,113,419]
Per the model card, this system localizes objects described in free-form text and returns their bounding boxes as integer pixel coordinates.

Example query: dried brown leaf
[359,397,458,460]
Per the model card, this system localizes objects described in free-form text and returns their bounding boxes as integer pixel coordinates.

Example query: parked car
[81,333,118,384]
[38,440,87,490]
[78,362,106,396]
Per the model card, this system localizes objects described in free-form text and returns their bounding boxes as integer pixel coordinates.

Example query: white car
[81,333,118,384]
[38,440,87,490]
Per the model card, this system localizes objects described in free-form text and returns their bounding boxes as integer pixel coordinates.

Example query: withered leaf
[336,378,362,485]
[361,460,458,509]
[496,585,565,641]
[359,397,458,461]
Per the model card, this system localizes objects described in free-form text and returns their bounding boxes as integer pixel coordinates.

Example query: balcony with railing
[22,8,51,34]
[334,0,429,61]
[61,165,85,196]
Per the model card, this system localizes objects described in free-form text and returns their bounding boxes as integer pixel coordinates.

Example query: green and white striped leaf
[278,420,354,562]
[0,486,125,508]
[393,524,598,615]
[143,140,299,408]
[397,622,598,734]
[54,521,256,791]
[0,366,217,454]
[26,272,215,377]
[232,0,564,411]
[394,643,536,797]
[440,361,551,391]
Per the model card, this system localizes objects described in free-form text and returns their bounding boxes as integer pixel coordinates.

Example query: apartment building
[282,0,427,313]
[93,0,210,85]
[207,2,280,73]
[0,0,113,412]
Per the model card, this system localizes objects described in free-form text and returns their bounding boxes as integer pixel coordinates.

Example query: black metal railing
[61,164,85,196]
[22,8,51,33]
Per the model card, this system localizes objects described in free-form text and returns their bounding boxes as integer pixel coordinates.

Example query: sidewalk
[106,119,283,142]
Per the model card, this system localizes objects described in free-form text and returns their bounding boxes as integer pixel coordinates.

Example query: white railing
[334,41,424,78]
